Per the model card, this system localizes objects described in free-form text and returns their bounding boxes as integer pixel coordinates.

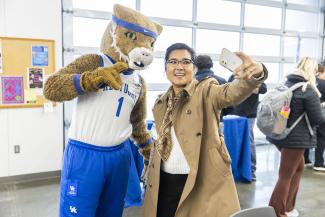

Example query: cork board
[0,37,55,108]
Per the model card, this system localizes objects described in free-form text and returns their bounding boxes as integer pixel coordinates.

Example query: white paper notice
[44,102,53,113]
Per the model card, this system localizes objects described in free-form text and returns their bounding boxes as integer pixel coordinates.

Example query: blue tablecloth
[223,116,252,182]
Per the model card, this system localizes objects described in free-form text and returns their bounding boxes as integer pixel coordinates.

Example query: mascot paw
[102,62,129,90]
[81,62,128,91]
[141,164,149,183]
[139,142,153,160]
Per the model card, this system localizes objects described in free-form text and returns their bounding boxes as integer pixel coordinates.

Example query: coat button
[151,164,154,168]
[186,109,191,114]
[149,184,152,188]
[196,132,202,136]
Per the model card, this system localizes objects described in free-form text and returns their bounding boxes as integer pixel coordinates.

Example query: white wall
[0,110,9,177]
[0,0,63,177]
[0,0,5,34]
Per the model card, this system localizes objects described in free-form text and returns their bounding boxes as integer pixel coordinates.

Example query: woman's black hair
[164,43,196,67]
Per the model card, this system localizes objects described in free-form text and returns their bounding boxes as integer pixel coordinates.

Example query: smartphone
[219,48,243,72]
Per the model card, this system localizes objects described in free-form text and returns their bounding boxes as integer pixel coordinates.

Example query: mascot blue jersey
[68,54,142,147]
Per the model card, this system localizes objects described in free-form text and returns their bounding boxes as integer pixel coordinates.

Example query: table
[223,115,252,182]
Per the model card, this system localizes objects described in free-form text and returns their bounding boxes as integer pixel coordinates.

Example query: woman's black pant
[157,170,188,217]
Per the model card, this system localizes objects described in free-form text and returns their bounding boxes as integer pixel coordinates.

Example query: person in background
[195,54,227,84]
[195,54,227,134]
[304,62,325,171]
[267,57,325,217]
[143,43,268,217]
[227,74,267,181]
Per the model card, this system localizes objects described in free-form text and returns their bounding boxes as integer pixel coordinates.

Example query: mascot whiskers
[44,4,162,217]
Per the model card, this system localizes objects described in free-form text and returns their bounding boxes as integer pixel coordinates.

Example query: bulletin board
[0,37,56,108]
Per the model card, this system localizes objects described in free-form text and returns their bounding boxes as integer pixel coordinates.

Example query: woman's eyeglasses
[167,58,193,67]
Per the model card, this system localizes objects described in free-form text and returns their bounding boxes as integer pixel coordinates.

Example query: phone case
[219,48,243,71]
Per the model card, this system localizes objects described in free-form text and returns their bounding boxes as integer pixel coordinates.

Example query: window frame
[62,0,325,91]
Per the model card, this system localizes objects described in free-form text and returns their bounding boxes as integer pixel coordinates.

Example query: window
[139,58,169,84]
[141,0,192,20]
[73,55,81,60]
[283,63,297,79]
[197,0,241,26]
[196,30,240,54]
[299,38,319,58]
[243,33,280,56]
[287,0,320,7]
[64,0,324,91]
[212,62,280,84]
[73,17,109,47]
[263,63,280,83]
[245,4,282,29]
[212,61,233,81]
[286,10,319,32]
[284,37,319,58]
[283,37,298,57]
[147,91,165,120]
[72,0,136,11]
[155,26,192,52]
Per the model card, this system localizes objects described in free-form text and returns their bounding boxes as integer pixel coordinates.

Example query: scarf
[156,90,181,161]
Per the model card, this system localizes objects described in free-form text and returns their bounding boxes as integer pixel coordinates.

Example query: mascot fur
[44,4,162,217]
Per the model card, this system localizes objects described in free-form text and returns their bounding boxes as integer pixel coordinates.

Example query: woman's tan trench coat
[144,76,266,217]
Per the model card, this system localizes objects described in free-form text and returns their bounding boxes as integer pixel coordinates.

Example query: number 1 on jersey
[115,97,124,117]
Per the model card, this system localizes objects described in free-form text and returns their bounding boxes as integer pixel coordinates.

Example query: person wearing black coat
[267,57,325,217]
[304,63,325,171]
[227,74,267,180]
[195,55,227,85]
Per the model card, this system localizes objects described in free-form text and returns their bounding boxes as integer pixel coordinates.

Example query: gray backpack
[256,82,313,140]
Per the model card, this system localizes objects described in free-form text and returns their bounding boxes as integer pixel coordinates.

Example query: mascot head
[101,4,163,70]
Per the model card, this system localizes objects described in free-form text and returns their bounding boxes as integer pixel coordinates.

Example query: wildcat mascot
[44,4,162,217]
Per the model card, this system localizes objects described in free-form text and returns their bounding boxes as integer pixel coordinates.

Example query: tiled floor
[0,145,324,217]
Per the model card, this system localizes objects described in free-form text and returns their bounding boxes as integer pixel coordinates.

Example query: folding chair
[230,206,277,217]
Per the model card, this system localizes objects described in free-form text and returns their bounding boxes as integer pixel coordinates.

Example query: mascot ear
[155,23,163,36]
[113,4,163,38]
[113,4,131,19]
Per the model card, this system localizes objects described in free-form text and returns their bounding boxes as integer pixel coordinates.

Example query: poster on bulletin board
[1,76,24,104]
[28,67,44,88]
[32,45,49,66]
[0,41,3,74]
[24,89,37,104]
[0,37,55,108]
[27,67,44,95]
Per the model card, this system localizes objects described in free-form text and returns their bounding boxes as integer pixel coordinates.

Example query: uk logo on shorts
[67,181,78,197]
[69,206,78,214]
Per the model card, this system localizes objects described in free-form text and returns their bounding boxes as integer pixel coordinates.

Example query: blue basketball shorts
[59,139,131,217]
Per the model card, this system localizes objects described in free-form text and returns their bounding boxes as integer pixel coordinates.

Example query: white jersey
[68,54,142,147]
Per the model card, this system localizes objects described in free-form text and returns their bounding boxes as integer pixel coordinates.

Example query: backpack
[256,82,314,140]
